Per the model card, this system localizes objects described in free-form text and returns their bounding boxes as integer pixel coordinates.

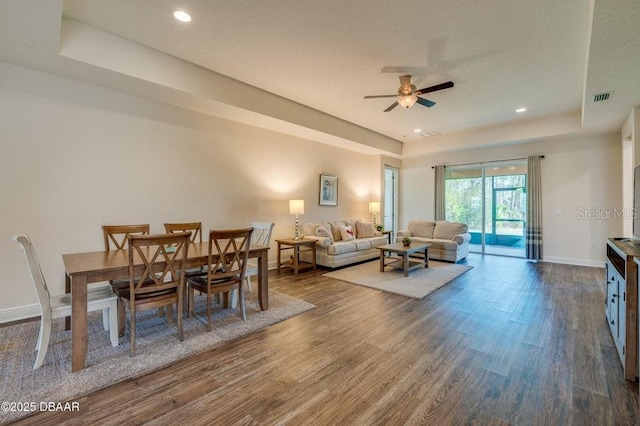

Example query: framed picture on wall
[319,174,338,206]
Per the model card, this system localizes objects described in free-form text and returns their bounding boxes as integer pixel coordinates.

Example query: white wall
[401,133,622,266]
[0,62,379,320]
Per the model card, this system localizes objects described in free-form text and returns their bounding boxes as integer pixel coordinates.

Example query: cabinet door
[605,261,617,327]
[617,276,626,362]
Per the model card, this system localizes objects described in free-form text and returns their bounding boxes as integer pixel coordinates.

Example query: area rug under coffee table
[324,259,472,299]
[0,290,314,425]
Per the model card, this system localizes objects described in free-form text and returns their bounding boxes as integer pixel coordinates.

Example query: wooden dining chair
[187,228,253,331]
[103,224,151,251]
[13,233,118,369]
[245,222,275,292]
[102,224,150,334]
[164,222,205,278]
[116,232,191,356]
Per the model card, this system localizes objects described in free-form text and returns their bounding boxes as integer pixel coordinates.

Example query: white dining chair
[13,233,119,369]
[245,222,275,292]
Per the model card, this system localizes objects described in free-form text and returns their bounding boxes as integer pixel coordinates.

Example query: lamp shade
[397,94,418,109]
[369,201,380,213]
[289,199,305,215]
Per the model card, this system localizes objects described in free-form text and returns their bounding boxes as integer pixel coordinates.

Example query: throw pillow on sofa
[329,221,345,241]
[408,220,436,238]
[433,221,468,239]
[355,221,376,238]
[316,224,333,240]
[339,225,356,241]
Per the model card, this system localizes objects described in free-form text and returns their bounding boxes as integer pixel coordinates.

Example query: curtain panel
[434,165,445,221]
[526,155,543,260]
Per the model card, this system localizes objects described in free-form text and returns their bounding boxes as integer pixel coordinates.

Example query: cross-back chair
[103,224,150,251]
[245,222,275,292]
[116,231,191,356]
[164,222,205,278]
[13,233,118,369]
[187,228,253,331]
[102,224,150,334]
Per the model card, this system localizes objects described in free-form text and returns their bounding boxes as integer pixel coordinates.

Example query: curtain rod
[431,155,544,169]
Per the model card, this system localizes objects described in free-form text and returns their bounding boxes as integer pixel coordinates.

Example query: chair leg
[130,308,136,357]
[177,299,184,342]
[102,307,109,331]
[34,312,52,369]
[108,301,119,347]
[230,289,238,309]
[238,285,246,321]
[188,286,195,319]
[245,276,252,292]
[118,299,126,337]
[166,304,174,325]
[206,291,212,332]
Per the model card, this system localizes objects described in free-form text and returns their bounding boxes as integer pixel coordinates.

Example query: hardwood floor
[14,255,639,425]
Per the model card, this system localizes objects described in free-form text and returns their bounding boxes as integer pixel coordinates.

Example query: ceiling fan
[364,75,454,112]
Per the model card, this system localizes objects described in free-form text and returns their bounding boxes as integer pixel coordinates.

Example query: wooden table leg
[403,253,409,277]
[71,274,88,372]
[276,242,282,272]
[425,248,429,268]
[293,245,299,276]
[312,244,317,272]
[65,273,71,331]
[258,251,269,311]
[379,250,385,272]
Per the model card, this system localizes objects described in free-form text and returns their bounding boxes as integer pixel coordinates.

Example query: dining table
[62,241,270,372]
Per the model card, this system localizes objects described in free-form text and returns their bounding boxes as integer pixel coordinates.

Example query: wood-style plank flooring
[14,255,640,425]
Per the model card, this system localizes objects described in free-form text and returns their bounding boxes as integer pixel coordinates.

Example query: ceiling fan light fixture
[397,94,418,109]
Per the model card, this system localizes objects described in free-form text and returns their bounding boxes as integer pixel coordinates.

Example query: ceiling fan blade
[364,94,397,99]
[384,102,399,112]
[399,75,412,92]
[416,97,436,108]
[416,81,454,95]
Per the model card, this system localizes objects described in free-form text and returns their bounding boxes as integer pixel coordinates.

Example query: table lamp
[369,201,380,228]
[289,199,305,240]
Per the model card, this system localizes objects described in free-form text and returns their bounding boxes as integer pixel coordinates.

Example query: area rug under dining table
[324,259,473,299]
[0,290,314,425]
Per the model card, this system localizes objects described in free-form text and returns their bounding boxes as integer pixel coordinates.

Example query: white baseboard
[542,256,605,268]
[0,303,40,324]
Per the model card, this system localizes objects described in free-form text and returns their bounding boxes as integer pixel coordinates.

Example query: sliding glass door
[444,161,527,257]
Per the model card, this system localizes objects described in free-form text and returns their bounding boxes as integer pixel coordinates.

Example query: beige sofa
[299,219,387,268]
[396,220,471,263]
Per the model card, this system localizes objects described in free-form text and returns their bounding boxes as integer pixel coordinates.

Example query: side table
[276,238,317,276]
[381,230,392,244]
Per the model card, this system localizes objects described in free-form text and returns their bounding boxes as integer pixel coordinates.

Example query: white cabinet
[606,258,627,364]
[605,238,639,381]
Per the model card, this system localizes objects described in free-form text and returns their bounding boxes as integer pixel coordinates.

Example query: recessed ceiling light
[173,10,192,22]
[515,108,527,113]
[413,128,422,133]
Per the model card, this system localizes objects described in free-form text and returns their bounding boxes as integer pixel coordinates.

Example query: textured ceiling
[60,0,598,142]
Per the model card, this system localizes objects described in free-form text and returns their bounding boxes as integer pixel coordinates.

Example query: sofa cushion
[339,225,356,241]
[316,224,333,240]
[353,239,372,250]
[408,237,459,252]
[329,221,345,241]
[355,221,376,238]
[327,241,357,255]
[302,222,321,236]
[408,220,436,238]
[433,221,468,239]
[366,236,388,248]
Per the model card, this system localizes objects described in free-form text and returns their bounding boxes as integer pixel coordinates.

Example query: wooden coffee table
[378,242,431,277]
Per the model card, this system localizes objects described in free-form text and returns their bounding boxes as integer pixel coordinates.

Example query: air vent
[593,92,614,103]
